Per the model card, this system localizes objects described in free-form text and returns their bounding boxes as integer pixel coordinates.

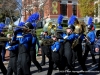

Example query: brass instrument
[0,37,11,46]
[42,20,64,46]
[54,29,65,39]
[43,20,52,32]
[74,19,86,34]
[79,21,87,33]
[0,37,11,41]
[71,34,82,49]
[2,25,34,32]
[48,23,57,31]
[41,39,54,46]
[74,24,82,34]
[43,20,57,34]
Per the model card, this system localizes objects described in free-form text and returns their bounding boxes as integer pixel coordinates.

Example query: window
[60,4,67,16]
[62,20,68,27]
[68,1,72,3]
[73,5,77,15]
[63,20,67,23]
[95,19,98,23]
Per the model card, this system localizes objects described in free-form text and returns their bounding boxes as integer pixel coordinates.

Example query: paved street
[0,53,100,75]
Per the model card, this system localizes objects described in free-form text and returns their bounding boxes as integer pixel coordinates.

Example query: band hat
[67,25,75,31]
[57,14,63,24]
[68,15,77,26]
[24,22,34,29]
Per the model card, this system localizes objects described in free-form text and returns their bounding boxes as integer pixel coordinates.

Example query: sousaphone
[43,20,57,34]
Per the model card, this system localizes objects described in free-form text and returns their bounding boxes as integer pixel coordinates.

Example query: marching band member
[39,31,53,75]
[40,31,51,66]
[5,34,18,75]
[73,19,87,71]
[16,22,33,75]
[52,14,64,70]
[60,15,77,73]
[1,32,6,62]
[5,22,25,75]
[95,30,100,70]
[83,25,96,65]
[62,25,76,72]
[26,12,42,72]
[48,35,65,75]
[30,30,42,72]
[0,23,7,75]
[49,35,60,75]
[58,37,65,71]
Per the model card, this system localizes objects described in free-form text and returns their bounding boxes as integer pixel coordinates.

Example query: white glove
[63,36,68,39]
[53,48,56,52]
[58,39,60,42]
[5,46,11,50]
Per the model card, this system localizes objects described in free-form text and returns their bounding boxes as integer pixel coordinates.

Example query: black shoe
[68,72,79,75]
[53,67,58,70]
[53,66,58,70]
[59,72,66,75]
[41,64,45,66]
[96,66,100,71]
[38,69,42,73]
[92,62,96,65]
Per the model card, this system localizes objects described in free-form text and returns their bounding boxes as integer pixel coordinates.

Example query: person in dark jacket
[94,30,100,70]
[61,25,76,71]
[40,31,51,66]
[5,22,25,75]
[47,35,65,75]
[83,25,96,65]
[17,22,33,75]
[30,30,42,72]
[0,29,7,75]
[5,36,18,75]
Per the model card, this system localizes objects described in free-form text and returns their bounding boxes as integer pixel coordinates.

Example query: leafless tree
[0,0,21,23]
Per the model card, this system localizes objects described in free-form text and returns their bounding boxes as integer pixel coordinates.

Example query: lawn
[95,24,100,29]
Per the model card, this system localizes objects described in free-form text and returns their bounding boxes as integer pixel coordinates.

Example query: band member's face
[66,29,72,34]
[52,37,56,41]
[8,35,11,39]
[95,48,99,52]
[23,27,30,33]
[44,32,48,36]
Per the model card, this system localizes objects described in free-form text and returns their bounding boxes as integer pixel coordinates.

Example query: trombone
[2,25,34,32]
